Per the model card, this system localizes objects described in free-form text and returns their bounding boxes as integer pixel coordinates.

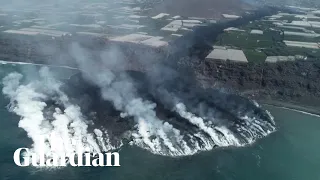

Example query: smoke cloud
[2,67,119,166]
[0,0,276,164]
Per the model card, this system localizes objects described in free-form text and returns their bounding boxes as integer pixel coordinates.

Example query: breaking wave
[2,66,276,163]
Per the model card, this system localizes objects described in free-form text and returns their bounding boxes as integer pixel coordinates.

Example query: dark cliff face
[194,59,320,108]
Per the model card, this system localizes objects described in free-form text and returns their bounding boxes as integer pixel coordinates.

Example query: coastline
[259,99,320,117]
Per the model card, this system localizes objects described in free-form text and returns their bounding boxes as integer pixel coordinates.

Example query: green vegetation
[213,15,320,64]
[240,20,277,31]
[216,31,274,49]
[244,49,267,63]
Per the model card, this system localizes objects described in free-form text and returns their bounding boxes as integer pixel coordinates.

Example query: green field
[244,49,267,63]
[214,17,320,63]
[216,31,276,49]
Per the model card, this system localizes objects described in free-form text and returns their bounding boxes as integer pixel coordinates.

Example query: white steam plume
[2,67,116,167]
[175,103,242,147]
[70,43,192,156]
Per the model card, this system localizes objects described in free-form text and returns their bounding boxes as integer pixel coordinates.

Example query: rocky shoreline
[186,61,320,114]
[261,101,320,117]
[188,59,320,114]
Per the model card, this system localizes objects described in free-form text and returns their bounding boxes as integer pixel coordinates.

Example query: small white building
[110,33,168,48]
[284,31,320,38]
[222,14,241,19]
[161,20,202,32]
[129,15,147,19]
[265,55,306,63]
[265,56,296,63]
[161,20,182,32]
[172,15,181,19]
[107,24,145,30]
[250,29,264,35]
[152,13,170,19]
[206,48,248,63]
[224,27,245,32]
[171,34,183,37]
[284,40,320,49]
[3,28,70,37]
[3,30,39,36]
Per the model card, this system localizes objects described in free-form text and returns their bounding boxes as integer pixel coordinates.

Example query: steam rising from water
[2,65,276,163]
[0,37,275,166]
[0,0,277,168]
[2,67,119,164]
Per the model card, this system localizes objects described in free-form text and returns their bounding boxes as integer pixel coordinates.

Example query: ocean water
[1,64,320,180]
